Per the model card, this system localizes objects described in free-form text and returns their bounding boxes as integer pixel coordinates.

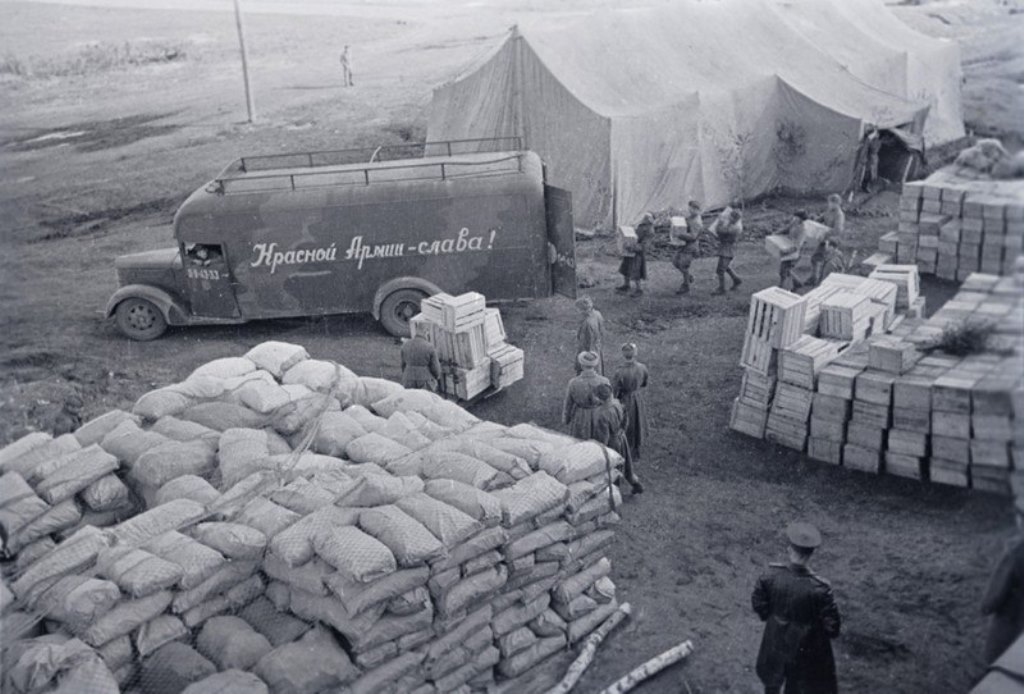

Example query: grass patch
[0,40,189,79]
[925,318,998,357]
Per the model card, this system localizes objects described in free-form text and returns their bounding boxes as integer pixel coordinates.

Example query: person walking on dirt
[981,499,1024,664]
[400,334,441,392]
[617,212,653,296]
[811,195,845,286]
[712,208,743,295]
[752,522,841,694]
[672,200,703,295]
[593,382,643,494]
[778,210,807,291]
[611,343,649,463]
[575,296,605,375]
[340,45,354,87]
[563,351,610,440]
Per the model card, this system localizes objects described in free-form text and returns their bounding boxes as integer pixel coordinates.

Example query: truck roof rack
[210,137,528,195]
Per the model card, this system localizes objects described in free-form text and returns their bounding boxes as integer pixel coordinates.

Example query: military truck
[105,138,576,340]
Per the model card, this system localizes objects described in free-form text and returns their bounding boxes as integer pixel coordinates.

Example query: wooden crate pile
[730,288,806,441]
[819,293,881,342]
[887,172,1024,280]
[779,336,848,390]
[970,358,1021,495]
[413,293,524,400]
[868,265,920,312]
[808,348,865,465]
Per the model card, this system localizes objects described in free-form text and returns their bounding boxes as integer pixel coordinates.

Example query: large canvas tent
[428,0,964,228]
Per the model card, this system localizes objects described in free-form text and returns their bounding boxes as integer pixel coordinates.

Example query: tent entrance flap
[544,184,576,300]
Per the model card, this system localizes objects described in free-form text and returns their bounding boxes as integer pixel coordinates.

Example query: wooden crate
[778,336,847,389]
[971,464,1011,495]
[451,360,492,400]
[617,225,638,257]
[819,293,874,341]
[888,429,927,457]
[739,369,776,407]
[930,457,969,487]
[418,293,453,324]
[869,265,920,309]
[730,398,768,439]
[809,415,846,441]
[440,292,486,331]
[867,337,919,375]
[801,285,843,335]
[771,383,814,422]
[765,412,807,451]
[862,253,892,273]
[846,421,884,451]
[808,437,843,465]
[850,277,899,328]
[886,452,923,480]
[855,370,897,406]
[879,231,899,255]
[852,400,891,428]
[488,344,524,389]
[843,444,881,474]
[932,411,971,439]
[817,364,863,400]
[932,373,976,414]
[812,392,852,421]
[893,373,936,410]
[482,308,506,349]
[971,440,1011,468]
[446,323,489,368]
[746,287,806,349]
[765,234,798,259]
[410,313,436,340]
[740,334,778,376]
[932,435,970,463]
[973,414,1014,442]
[892,406,931,434]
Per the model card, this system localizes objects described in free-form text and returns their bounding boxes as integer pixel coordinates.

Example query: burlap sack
[504,521,574,561]
[492,593,550,637]
[539,441,621,485]
[311,411,367,457]
[346,432,413,466]
[180,402,266,432]
[8,498,82,553]
[171,560,258,614]
[82,590,173,647]
[140,642,217,694]
[497,625,538,659]
[255,628,359,694]
[155,476,219,507]
[262,555,334,597]
[238,596,311,648]
[34,574,121,632]
[233,497,301,540]
[192,522,267,560]
[358,505,446,567]
[497,634,566,679]
[420,452,499,490]
[74,410,139,447]
[81,475,130,513]
[135,614,189,658]
[181,670,270,694]
[150,416,220,443]
[395,492,483,547]
[346,651,425,694]
[190,357,256,380]
[197,616,273,671]
[437,564,508,619]
[323,566,429,618]
[133,387,193,421]
[245,341,309,378]
[37,445,119,504]
[314,525,396,583]
[96,546,184,597]
[12,526,108,601]
[269,505,360,568]
[144,531,226,589]
[99,422,168,466]
[132,440,216,490]
[492,471,570,527]
[2,434,80,478]
[530,608,568,637]
[97,635,133,672]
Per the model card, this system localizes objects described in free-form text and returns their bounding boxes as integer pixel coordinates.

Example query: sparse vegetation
[926,318,998,356]
[0,40,188,79]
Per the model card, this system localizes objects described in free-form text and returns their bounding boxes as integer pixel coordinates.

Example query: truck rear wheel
[379,288,426,337]
[115,297,167,341]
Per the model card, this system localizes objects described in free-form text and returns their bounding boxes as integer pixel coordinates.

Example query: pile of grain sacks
[730,271,1022,494]
[0,341,625,694]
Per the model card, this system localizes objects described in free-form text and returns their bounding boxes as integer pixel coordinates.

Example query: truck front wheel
[379,288,426,337]
[115,297,168,341]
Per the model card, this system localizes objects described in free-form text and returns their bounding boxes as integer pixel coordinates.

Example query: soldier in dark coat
[982,501,1024,663]
[400,334,441,391]
[752,522,841,694]
[563,351,610,440]
[575,296,605,375]
[611,343,649,460]
[592,382,643,494]
[617,212,653,296]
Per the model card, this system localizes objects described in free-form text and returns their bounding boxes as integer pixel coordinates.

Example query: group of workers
[618,193,846,298]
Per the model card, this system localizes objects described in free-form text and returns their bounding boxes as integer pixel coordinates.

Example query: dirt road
[2,1,1021,691]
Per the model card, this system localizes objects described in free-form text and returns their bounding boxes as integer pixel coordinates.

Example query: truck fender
[371,277,443,320]
[105,285,189,326]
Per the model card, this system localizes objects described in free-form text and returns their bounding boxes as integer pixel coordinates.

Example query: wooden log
[597,640,695,694]
[546,603,632,694]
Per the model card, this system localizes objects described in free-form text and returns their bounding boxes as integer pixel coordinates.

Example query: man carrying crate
[671,200,704,295]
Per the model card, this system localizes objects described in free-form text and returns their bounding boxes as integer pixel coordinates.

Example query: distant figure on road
[593,382,643,494]
[752,522,841,694]
[563,351,610,440]
[575,296,605,375]
[340,45,354,87]
[400,334,440,391]
[981,499,1024,664]
[611,342,649,463]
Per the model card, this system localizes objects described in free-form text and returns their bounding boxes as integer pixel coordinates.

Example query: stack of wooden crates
[876,171,1024,280]
[412,292,524,400]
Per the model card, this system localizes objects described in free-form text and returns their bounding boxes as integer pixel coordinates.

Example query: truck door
[182,243,241,317]
[544,185,577,299]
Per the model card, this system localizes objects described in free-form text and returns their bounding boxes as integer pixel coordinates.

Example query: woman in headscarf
[563,351,611,440]
[612,342,650,460]
[574,296,605,375]
[617,212,654,296]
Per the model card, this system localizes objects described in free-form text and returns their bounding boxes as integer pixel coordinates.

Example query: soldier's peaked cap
[786,522,821,550]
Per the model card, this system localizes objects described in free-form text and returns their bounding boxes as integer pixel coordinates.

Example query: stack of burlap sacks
[0,341,625,694]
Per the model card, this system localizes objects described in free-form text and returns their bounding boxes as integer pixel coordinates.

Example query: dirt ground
[2,1,1023,692]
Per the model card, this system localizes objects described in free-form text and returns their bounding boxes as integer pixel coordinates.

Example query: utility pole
[233,0,255,123]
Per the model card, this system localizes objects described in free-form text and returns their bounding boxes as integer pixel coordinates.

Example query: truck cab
[105,138,576,340]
